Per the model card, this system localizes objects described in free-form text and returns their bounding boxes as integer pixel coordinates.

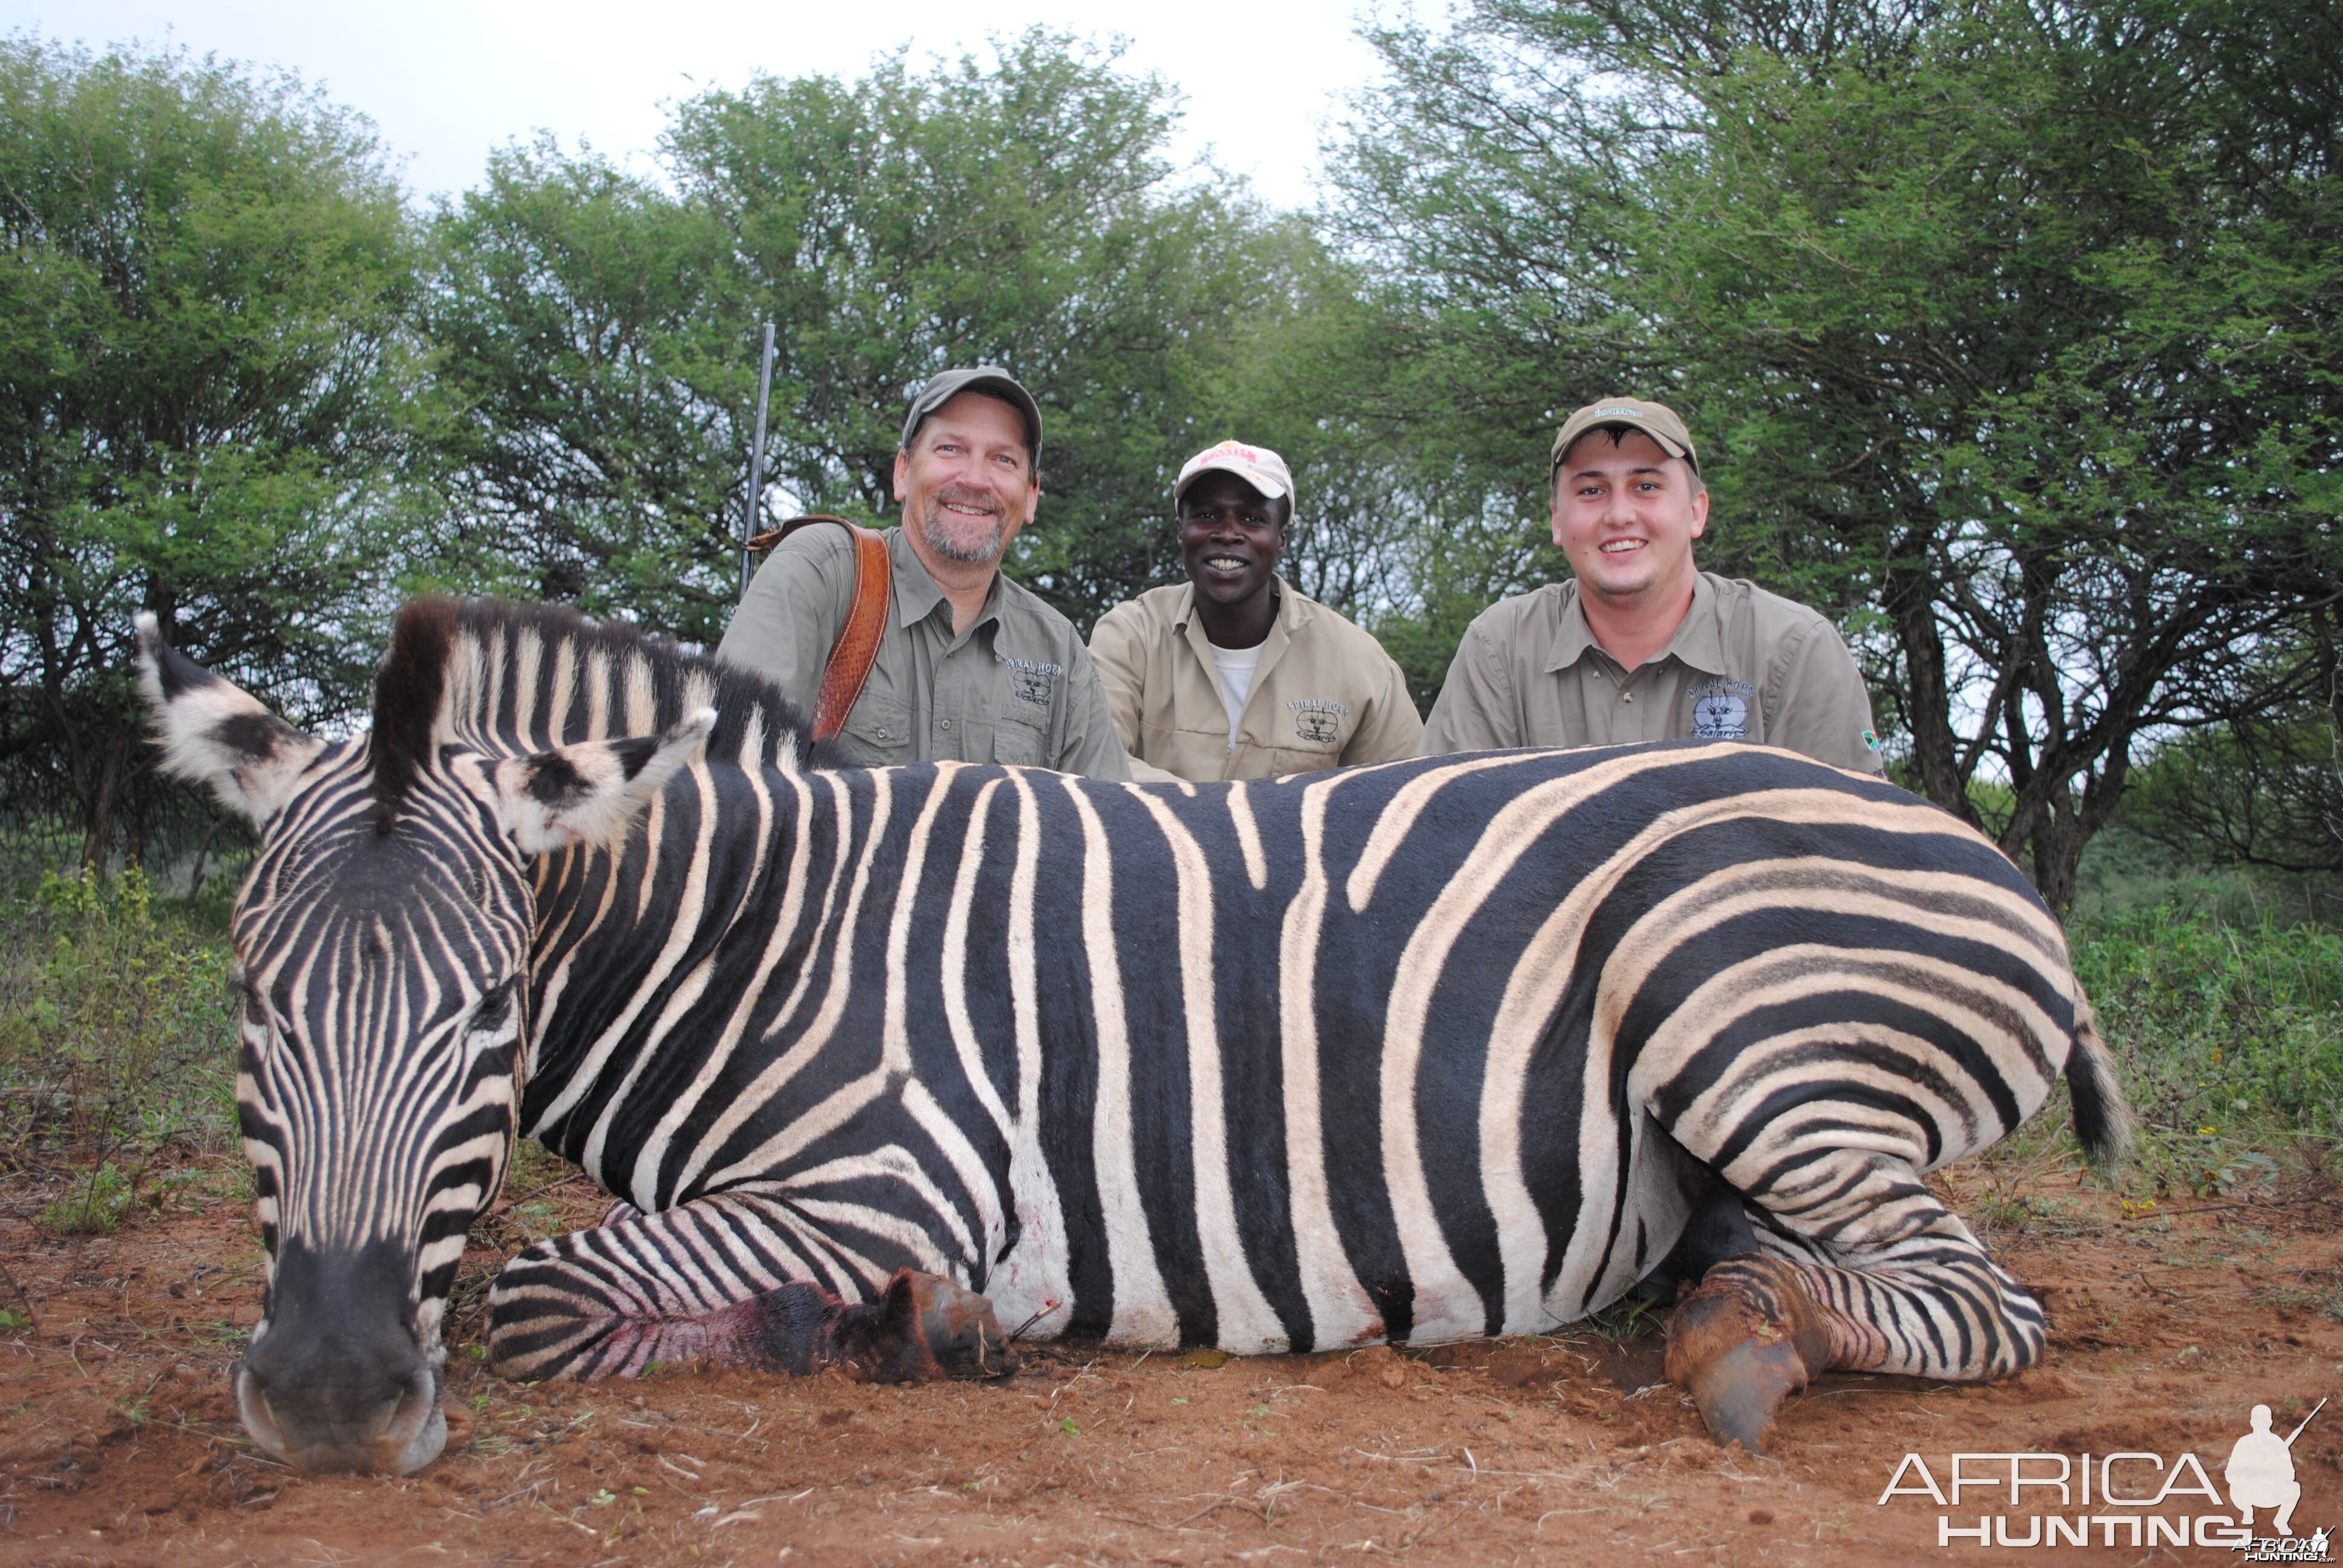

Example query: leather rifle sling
[769,514,892,745]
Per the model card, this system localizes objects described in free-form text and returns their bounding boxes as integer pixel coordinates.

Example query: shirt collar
[888,525,1001,634]
[1172,574,1302,635]
[1546,572,1725,676]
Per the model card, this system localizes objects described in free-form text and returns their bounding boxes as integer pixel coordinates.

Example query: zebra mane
[369,597,820,821]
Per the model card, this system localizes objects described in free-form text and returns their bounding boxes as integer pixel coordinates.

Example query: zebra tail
[2062,991,2134,1165]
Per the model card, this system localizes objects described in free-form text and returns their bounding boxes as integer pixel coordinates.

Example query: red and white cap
[1174,439,1296,515]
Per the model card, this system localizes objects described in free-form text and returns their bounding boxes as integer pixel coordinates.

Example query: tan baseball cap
[1550,397,1699,474]
[1175,439,1297,517]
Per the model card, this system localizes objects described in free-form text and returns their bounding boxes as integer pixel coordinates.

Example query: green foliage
[0,866,238,1203]
[1333,0,2343,905]
[0,35,439,870]
[2122,702,2343,878]
[2069,901,2343,1187]
[428,30,1306,641]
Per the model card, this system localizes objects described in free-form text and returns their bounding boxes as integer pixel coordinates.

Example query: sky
[0,0,1401,211]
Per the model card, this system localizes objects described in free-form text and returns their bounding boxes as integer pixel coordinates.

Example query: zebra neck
[515,754,844,1161]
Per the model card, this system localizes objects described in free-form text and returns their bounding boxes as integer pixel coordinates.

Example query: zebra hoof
[833,1270,1020,1383]
[1679,1333,1808,1453]
[1663,1253,1830,1452]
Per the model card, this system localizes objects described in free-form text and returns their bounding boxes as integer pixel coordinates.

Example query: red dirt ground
[2,1161,2337,1567]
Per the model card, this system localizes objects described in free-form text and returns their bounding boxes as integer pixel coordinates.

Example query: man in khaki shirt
[1420,398,1883,774]
[1090,439,1421,782]
[718,367,1130,779]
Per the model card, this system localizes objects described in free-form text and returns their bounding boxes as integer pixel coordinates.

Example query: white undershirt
[1206,640,1263,749]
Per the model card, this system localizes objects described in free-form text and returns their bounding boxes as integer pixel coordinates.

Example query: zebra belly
[997,1102,1700,1354]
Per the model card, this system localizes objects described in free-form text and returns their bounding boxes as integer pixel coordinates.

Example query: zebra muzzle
[233,1241,450,1474]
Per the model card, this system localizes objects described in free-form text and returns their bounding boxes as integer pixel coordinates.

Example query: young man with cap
[718,366,1131,779]
[1089,439,1421,782]
[1419,397,1883,773]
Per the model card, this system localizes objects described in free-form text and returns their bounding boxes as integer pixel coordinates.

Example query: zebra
[137,596,2128,1475]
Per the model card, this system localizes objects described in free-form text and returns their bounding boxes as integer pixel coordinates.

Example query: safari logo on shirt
[998,654,1063,711]
[1289,697,1350,745]
[1688,678,1754,740]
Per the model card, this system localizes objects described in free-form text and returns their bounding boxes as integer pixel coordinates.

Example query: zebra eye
[470,981,517,1035]
[237,978,277,1029]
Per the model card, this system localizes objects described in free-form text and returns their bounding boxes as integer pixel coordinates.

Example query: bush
[38,1160,133,1235]
[0,866,238,1209]
[2069,901,2343,1192]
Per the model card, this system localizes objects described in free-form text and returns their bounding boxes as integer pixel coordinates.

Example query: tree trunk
[77,725,128,879]
[1883,558,1970,821]
[2030,798,2083,914]
[186,814,224,901]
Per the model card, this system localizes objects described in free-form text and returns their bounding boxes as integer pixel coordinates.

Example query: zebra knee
[1986,1273,2049,1376]
[484,1246,606,1379]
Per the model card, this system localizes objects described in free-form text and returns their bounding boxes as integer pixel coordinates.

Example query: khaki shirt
[1089,578,1423,782]
[1420,572,1883,774]
[717,524,1131,779]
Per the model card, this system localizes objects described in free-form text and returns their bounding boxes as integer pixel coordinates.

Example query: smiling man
[718,367,1130,777]
[1419,398,1883,773]
[1088,439,1420,782]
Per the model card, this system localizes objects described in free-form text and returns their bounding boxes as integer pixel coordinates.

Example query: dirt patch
[2,1166,2338,1566]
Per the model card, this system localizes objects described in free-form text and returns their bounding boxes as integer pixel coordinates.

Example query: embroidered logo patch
[1861,728,1884,754]
[1288,696,1350,745]
[1688,679,1754,740]
[997,653,1064,710]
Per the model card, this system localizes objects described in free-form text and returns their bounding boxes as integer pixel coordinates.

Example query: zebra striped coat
[142,599,2123,1473]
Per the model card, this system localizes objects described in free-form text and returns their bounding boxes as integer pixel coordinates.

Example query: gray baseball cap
[900,367,1043,462]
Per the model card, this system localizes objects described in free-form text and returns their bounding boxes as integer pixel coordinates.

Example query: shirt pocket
[840,693,914,766]
[991,713,1052,768]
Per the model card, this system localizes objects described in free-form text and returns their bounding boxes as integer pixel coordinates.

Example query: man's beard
[919,484,1009,564]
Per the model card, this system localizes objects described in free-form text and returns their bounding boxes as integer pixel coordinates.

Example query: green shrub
[0,866,238,1201]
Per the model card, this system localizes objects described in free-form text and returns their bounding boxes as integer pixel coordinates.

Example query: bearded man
[719,367,1131,778]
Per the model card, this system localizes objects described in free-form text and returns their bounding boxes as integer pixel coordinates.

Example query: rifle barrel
[739,321,776,603]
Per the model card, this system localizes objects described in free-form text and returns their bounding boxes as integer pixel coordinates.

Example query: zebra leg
[1631,1152,1760,1307]
[485,1192,1018,1384]
[1660,1146,2042,1452]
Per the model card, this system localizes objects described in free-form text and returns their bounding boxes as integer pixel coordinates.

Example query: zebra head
[137,606,713,1473]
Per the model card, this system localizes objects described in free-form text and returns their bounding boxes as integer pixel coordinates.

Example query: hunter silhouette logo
[2227,1398,2327,1560]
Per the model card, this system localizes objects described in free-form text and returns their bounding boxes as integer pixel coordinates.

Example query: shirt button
[1622,693,1634,704]
[940,719,952,731]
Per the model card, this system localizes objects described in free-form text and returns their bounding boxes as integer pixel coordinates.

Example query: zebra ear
[137,613,326,828]
[491,708,717,856]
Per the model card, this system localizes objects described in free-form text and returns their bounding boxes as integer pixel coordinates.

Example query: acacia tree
[429,30,1293,643]
[1337,0,2342,906]
[0,37,430,871]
